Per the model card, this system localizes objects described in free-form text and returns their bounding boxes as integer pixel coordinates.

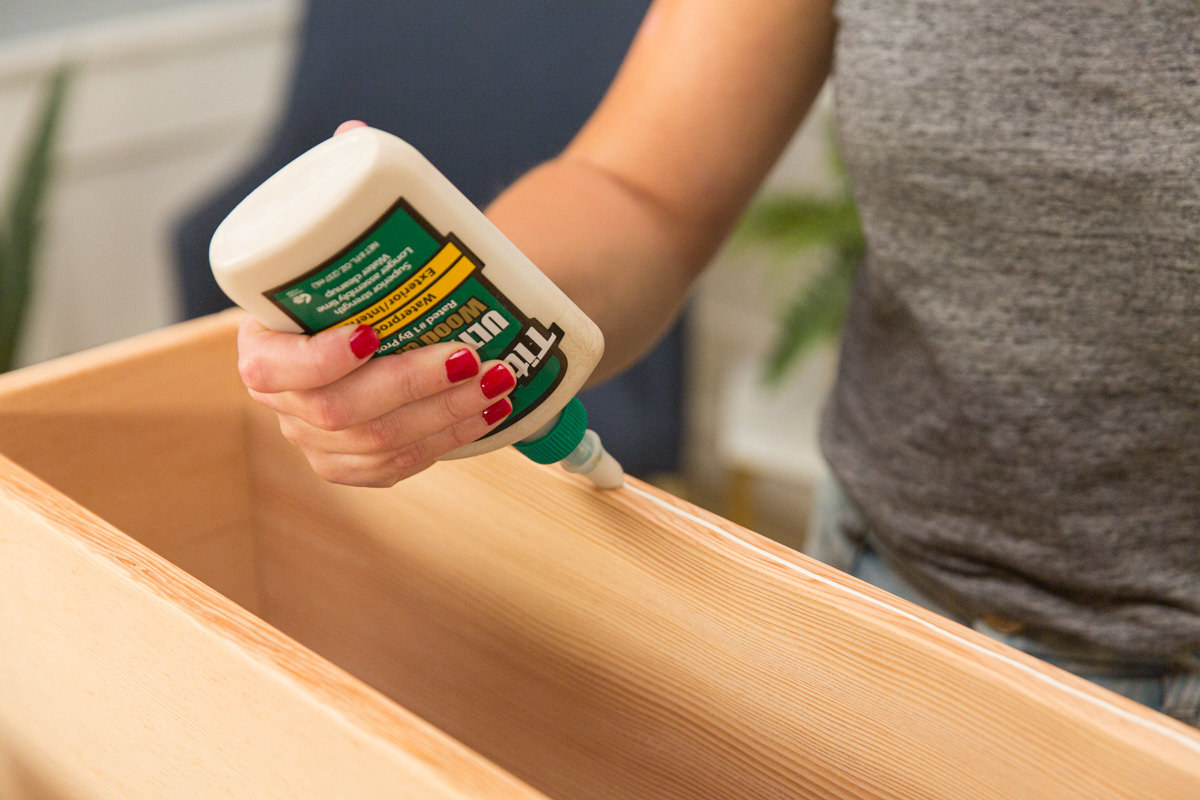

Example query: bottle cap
[513,397,588,464]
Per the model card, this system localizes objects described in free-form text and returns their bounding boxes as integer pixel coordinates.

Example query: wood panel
[246,407,1200,799]
[1,311,1197,799]
[0,450,547,800]
[0,311,259,611]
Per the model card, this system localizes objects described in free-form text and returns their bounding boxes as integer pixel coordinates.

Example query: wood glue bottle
[209,126,624,489]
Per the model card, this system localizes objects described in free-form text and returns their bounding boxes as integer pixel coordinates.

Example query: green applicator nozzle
[512,398,625,489]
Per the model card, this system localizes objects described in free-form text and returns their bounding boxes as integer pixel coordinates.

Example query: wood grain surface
[1,310,1198,799]
[0,314,547,800]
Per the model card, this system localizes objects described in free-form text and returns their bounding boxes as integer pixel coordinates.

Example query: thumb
[237,315,380,393]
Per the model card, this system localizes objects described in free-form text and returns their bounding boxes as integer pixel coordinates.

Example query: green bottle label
[265,198,567,435]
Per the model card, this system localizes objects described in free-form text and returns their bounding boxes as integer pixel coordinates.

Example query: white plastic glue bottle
[209,126,624,489]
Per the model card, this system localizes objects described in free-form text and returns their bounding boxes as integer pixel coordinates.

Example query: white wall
[0,0,225,43]
[0,0,300,366]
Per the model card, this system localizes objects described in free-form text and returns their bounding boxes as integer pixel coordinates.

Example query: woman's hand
[231,119,515,487]
[237,315,516,487]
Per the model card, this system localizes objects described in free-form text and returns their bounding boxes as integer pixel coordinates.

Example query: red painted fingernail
[334,120,367,136]
[480,364,516,399]
[482,398,512,426]
[444,348,479,382]
[349,325,379,359]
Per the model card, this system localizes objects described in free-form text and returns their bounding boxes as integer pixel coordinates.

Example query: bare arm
[236,0,836,486]
[487,0,836,382]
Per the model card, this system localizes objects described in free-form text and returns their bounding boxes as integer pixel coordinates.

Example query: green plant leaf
[763,248,857,384]
[730,121,864,381]
[736,195,847,248]
[0,64,71,372]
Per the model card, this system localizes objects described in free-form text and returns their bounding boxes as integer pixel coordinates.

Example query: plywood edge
[0,453,549,799]
[0,309,244,399]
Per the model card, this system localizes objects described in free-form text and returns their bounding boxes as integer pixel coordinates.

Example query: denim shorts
[807,475,1200,728]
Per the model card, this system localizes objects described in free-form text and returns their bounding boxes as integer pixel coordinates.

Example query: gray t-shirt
[823,0,1200,657]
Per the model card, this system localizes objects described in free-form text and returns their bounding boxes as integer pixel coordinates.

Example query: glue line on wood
[623,482,1200,756]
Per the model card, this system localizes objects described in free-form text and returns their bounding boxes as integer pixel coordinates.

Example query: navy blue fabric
[172,1,683,476]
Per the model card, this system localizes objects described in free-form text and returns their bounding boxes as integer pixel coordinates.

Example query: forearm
[488,0,835,384]
[486,156,715,385]
[229,0,836,491]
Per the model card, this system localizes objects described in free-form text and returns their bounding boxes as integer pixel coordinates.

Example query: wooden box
[1,311,1197,799]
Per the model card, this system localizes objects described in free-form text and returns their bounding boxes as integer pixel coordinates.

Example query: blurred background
[0,0,847,551]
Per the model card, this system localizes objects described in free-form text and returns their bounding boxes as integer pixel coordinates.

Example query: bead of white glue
[559,428,625,490]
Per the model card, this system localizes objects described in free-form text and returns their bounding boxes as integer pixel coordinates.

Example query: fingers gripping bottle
[209,126,624,489]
